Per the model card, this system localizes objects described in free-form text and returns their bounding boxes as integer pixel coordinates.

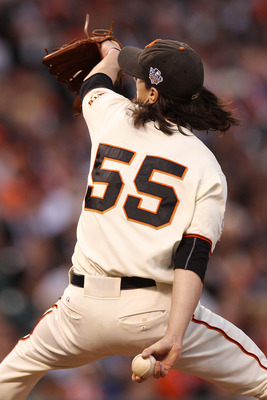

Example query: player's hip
[59,267,173,355]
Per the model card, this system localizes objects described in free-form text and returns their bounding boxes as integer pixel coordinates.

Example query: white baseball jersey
[1,80,266,400]
[73,86,227,283]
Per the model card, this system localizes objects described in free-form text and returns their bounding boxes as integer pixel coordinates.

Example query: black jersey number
[85,144,187,228]
[85,144,135,212]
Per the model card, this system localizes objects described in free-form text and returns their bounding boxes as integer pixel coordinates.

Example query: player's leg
[174,303,267,399]
[0,305,62,400]
[0,347,47,400]
[0,282,102,400]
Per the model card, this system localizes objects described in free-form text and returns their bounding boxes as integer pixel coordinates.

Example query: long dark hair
[130,86,240,135]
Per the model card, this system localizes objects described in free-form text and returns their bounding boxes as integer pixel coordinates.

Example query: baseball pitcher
[0,16,266,400]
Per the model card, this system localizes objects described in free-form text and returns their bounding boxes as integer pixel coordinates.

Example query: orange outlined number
[85,144,135,212]
[124,156,187,228]
[85,144,187,228]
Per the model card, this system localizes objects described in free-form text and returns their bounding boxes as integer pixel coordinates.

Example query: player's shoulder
[82,87,131,125]
[171,128,224,175]
[172,127,217,155]
[83,87,129,108]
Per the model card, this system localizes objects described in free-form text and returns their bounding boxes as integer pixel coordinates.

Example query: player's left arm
[133,269,203,382]
[133,173,227,382]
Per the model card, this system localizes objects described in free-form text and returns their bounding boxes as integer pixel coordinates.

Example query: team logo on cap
[149,67,163,85]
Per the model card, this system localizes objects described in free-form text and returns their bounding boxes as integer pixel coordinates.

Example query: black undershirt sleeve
[172,235,212,282]
[80,73,114,102]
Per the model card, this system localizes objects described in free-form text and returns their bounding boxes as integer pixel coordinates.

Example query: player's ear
[148,87,159,104]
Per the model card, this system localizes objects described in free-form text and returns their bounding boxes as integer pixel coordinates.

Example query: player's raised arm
[42,14,122,114]
[85,39,122,84]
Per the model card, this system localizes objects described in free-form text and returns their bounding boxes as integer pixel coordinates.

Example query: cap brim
[118,46,145,79]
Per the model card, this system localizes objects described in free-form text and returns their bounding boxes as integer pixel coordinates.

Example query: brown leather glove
[42,14,122,115]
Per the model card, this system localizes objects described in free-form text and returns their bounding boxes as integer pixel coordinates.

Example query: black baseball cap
[118,39,204,102]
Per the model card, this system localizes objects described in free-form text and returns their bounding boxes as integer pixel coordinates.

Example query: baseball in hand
[131,354,156,379]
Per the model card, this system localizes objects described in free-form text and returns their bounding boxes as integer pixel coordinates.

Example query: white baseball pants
[0,268,266,400]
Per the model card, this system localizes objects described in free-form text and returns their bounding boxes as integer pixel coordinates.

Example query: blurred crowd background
[0,0,267,399]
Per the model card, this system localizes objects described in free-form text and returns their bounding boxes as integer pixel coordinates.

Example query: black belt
[71,272,156,290]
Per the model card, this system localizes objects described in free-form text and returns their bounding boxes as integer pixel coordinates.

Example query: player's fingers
[141,347,154,358]
[153,361,169,379]
[153,361,162,378]
[132,373,145,383]
[160,367,169,378]
[142,337,173,360]
[142,342,162,358]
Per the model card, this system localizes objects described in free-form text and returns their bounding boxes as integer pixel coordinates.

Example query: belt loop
[84,275,121,298]
[156,281,172,293]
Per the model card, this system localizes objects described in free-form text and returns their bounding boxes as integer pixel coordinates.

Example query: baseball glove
[42,14,122,115]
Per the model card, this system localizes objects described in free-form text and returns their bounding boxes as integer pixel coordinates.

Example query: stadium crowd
[0,0,267,399]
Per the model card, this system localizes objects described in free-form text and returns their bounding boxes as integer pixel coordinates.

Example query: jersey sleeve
[80,73,114,100]
[185,172,227,252]
[81,74,131,139]
[172,172,227,281]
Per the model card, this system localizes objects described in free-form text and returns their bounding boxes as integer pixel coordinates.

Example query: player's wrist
[107,47,121,54]
[101,40,122,57]
[164,329,183,346]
